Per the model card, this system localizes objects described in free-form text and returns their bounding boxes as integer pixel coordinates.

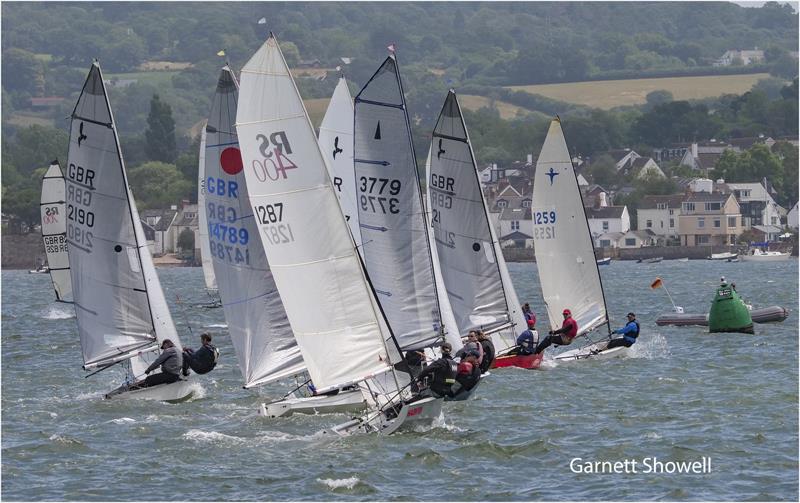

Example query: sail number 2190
[254,202,295,245]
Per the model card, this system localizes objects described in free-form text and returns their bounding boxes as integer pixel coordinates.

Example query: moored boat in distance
[637,256,663,263]
[709,252,738,261]
[740,249,792,262]
[596,257,612,266]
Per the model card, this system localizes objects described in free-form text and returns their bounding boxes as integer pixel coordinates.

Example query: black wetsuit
[416,354,458,397]
[183,344,218,375]
[449,364,481,398]
[478,339,495,373]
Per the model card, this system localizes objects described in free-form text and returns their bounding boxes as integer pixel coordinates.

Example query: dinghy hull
[104,379,195,403]
[327,397,443,436]
[554,341,627,362]
[490,353,543,369]
[259,390,367,418]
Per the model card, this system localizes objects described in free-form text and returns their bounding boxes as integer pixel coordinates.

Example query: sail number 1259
[254,202,295,245]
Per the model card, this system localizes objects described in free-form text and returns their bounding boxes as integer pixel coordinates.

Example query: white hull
[554,341,627,362]
[105,379,195,402]
[740,253,791,262]
[709,252,738,261]
[29,269,49,274]
[259,389,367,418]
[326,397,443,436]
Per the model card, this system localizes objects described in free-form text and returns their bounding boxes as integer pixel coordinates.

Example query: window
[669,218,675,228]
[728,216,737,227]
[713,219,721,228]
[705,202,721,211]
[602,221,609,231]
[497,199,507,209]
[657,203,667,210]
[684,203,695,211]
[600,239,611,247]
[698,217,705,228]
[625,238,636,246]
[646,220,653,228]
[522,199,532,208]
[511,221,519,231]
[697,235,710,244]
[669,209,674,215]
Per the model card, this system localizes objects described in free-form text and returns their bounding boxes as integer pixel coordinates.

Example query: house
[637,194,684,239]
[788,202,799,230]
[750,225,783,243]
[728,136,775,151]
[719,181,783,228]
[582,184,611,208]
[679,142,737,174]
[140,208,178,255]
[585,205,630,239]
[625,157,665,179]
[713,49,765,67]
[598,229,658,249]
[652,142,691,163]
[498,207,533,247]
[170,202,200,257]
[602,149,641,171]
[677,192,742,246]
[499,230,533,249]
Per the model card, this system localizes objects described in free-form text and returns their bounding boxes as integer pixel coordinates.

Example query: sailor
[605,312,640,349]
[533,308,579,355]
[477,330,495,373]
[522,302,537,325]
[509,319,538,355]
[415,343,458,398]
[137,339,183,388]
[448,352,481,398]
[455,331,484,366]
[182,333,219,376]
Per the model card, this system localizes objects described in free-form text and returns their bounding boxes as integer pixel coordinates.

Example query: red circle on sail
[220,147,243,175]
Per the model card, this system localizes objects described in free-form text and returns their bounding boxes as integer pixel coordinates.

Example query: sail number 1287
[254,202,295,245]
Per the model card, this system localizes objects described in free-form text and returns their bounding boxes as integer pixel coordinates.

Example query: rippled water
[2,260,798,501]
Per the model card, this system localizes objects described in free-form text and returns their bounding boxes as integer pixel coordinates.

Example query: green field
[507,73,773,109]
[104,71,181,88]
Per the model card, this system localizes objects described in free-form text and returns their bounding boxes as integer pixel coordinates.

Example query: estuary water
[2,259,798,501]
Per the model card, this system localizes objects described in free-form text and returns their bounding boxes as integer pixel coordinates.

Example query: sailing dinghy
[66,62,193,401]
[532,119,624,362]
[40,160,73,303]
[200,65,363,417]
[425,90,535,371]
[237,35,441,434]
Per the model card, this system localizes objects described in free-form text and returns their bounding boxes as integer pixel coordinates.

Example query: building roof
[638,194,685,210]
[499,208,531,221]
[752,225,782,234]
[684,192,728,203]
[585,206,625,219]
[696,152,723,170]
[500,231,532,241]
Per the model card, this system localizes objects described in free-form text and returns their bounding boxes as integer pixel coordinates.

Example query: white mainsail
[40,161,73,303]
[353,55,444,351]
[236,35,400,392]
[532,118,609,335]
[66,62,181,377]
[203,65,305,388]
[426,91,523,350]
[318,76,362,252]
[197,125,218,293]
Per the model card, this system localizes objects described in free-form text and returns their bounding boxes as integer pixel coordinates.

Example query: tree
[144,94,177,163]
[645,90,673,109]
[584,154,619,188]
[127,161,192,209]
[177,227,195,252]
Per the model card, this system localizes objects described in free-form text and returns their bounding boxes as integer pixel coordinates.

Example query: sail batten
[203,65,304,388]
[532,119,609,336]
[236,36,395,390]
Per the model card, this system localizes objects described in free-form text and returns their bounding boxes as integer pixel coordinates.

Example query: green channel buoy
[708,277,754,334]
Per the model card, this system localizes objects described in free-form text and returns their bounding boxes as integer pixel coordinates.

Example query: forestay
[353,55,443,351]
[319,76,361,251]
[66,62,180,374]
[197,126,218,292]
[40,161,73,302]
[203,66,305,388]
[236,35,398,392]
[532,119,609,335]
[427,91,522,347]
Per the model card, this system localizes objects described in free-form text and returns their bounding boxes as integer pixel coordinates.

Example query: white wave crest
[109,417,136,424]
[628,332,670,359]
[182,429,244,444]
[206,323,228,328]
[41,306,76,320]
[317,477,360,490]
[49,434,81,445]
